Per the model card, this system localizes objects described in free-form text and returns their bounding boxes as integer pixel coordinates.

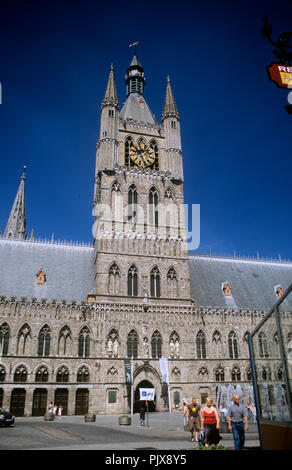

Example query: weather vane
[129,41,140,55]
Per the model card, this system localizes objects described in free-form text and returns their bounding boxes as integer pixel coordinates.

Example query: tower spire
[162,76,179,120]
[3,166,27,240]
[102,64,119,109]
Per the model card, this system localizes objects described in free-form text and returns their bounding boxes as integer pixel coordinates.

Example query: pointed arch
[196,329,206,359]
[148,186,159,228]
[212,330,222,359]
[127,329,139,358]
[78,326,90,358]
[14,364,28,383]
[37,324,51,357]
[167,267,178,297]
[151,330,162,358]
[125,136,134,167]
[17,323,32,355]
[0,322,10,356]
[150,266,160,298]
[128,264,138,296]
[77,365,90,383]
[56,365,69,383]
[108,262,121,295]
[228,331,239,359]
[58,325,72,356]
[128,183,138,225]
[35,364,49,383]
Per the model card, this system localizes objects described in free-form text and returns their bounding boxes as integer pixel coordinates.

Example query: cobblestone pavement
[0,412,261,451]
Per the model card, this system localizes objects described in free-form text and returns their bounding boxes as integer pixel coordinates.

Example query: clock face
[129,142,155,168]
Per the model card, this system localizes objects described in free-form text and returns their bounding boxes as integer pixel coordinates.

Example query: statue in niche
[175,339,180,358]
[107,337,113,356]
[113,338,119,357]
[143,337,149,358]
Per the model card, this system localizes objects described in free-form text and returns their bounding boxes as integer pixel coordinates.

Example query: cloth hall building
[0,53,291,417]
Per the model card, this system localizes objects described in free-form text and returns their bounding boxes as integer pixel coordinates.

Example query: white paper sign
[159,357,169,384]
[139,388,155,401]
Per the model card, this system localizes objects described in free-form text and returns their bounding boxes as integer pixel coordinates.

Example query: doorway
[32,389,47,416]
[54,388,68,415]
[75,389,89,415]
[10,389,26,417]
[134,380,156,413]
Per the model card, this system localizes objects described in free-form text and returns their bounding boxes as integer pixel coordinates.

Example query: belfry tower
[92,53,190,305]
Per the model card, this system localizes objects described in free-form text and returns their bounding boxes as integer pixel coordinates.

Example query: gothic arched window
[149,186,159,228]
[125,136,134,167]
[150,266,160,298]
[212,330,222,359]
[128,184,138,225]
[35,365,49,383]
[215,365,225,382]
[231,366,241,382]
[17,324,31,355]
[128,264,138,296]
[151,330,162,359]
[196,330,206,359]
[127,330,138,358]
[38,325,51,357]
[14,365,28,383]
[228,331,239,359]
[108,263,121,295]
[258,332,269,358]
[58,326,72,356]
[56,366,69,383]
[77,366,90,383]
[167,267,178,298]
[78,326,90,358]
[0,322,10,356]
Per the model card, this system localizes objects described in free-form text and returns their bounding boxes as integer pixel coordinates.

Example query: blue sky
[0,0,291,260]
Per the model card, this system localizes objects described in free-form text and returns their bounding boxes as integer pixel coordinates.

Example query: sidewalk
[28,412,261,451]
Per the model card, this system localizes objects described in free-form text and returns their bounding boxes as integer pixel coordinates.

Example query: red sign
[267,63,292,89]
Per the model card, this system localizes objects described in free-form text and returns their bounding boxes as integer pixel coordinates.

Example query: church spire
[102,64,119,109]
[162,76,179,120]
[125,53,145,97]
[4,167,27,240]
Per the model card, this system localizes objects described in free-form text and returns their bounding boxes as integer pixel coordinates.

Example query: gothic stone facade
[0,54,291,416]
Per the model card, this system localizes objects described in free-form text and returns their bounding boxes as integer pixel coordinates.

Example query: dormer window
[222,281,232,297]
[36,268,46,285]
[275,284,284,298]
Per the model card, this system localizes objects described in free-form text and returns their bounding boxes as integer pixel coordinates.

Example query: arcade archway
[134,380,155,413]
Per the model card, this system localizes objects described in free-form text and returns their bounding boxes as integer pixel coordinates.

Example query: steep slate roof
[189,254,292,310]
[120,93,157,125]
[0,239,95,303]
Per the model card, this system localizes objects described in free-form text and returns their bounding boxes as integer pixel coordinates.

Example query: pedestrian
[227,394,248,450]
[53,404,57,416]
[200,397,220,447]
[186,397,201,442]
[183,399,188,431]
[58,405,63,419]
[48,402,53,413]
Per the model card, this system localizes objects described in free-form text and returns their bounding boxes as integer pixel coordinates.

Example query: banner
[140,388,155,401]
[159,357,169,384]
[124,359,132,384]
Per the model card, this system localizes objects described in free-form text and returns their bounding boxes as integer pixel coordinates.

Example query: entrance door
[10,389,26,417]
[134,380,156,413]
[32,389,47,416]
[75,389,89,415]
[54,388,68,415]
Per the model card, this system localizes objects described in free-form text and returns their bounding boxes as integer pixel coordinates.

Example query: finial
[21,165,27,180]
[110,63,114,71]
[167,75,171,83]
[129,41,140,55]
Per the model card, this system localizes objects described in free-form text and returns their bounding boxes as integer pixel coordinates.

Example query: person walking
[58,405,63,419]
[186,397,201,442]
[200,397,220,447]
[227,394,248,450]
